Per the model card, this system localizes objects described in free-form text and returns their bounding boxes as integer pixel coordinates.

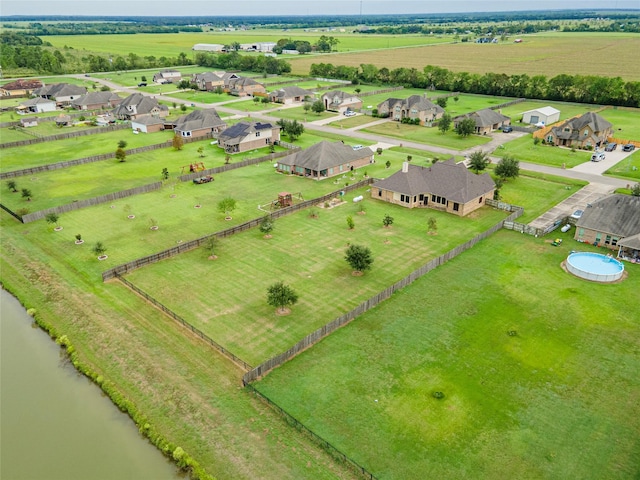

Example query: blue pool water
[566,252,624,282]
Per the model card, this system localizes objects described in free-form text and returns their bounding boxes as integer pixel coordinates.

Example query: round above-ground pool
[566,252,624,282]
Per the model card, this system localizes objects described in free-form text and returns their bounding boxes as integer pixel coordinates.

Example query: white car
[343,110,356,117]
[591,152,605,162]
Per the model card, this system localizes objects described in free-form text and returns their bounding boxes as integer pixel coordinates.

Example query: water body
[0,289,183,480]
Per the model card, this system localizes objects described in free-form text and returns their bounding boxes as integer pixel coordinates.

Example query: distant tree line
[309,62,640,107]
[194,51,291,75]
[19,22,202,35]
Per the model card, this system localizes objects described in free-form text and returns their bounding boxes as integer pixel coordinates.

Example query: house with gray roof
[321,90,362,113]
[454,108,511,135]
[268,86,314,104]
[574,194,640,261]
[33,83,87,106]
[217,121,280,154]
[112,93,169,121]
[371,158,496,217]
[17,97,57,114]
[191,72,226,91]
[546,112,613,149]
[276,141,374,179]
[71,91,123,111]
[173,109,227,138]
[377,95,444,126]
[153,69,182,84]
[131,116,165,134]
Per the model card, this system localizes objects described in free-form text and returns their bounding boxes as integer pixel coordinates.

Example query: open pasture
[255,229,640,480]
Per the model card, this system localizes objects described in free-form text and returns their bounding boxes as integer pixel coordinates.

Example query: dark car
[622,144,636,152]
[502,126,513,133]
[604,143,617,152]
[138,82,147,87]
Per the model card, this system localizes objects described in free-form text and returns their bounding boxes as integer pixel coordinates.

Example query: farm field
[255,229,640,480]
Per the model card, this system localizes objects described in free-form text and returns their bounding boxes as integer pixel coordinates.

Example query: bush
[432,391,445,399]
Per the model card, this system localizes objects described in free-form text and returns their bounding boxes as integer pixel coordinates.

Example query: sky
[1,1,638,17]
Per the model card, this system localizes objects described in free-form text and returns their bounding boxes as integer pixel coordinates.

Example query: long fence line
[245,384,378,480]
[0,110,90,129]
[102,179,373,281]
[359,86,404,98]
[114,274,253,371]
[242,204,524,384]
[0,123,129,149]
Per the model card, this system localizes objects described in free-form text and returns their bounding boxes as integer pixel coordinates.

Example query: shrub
[346,215,355,230]
[432,391,445,399]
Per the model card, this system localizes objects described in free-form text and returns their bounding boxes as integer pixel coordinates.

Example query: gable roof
[112,93,168,116]
[278,141,373,170]
[374,158,496,204]
[457,108,510,127]
[618,233,640,249]
[20,97,56,107]
[174,109,226,132]
[378,95,443,114]
[576,194,640,237]
[269,86,313,99]
[34,83,87,98]
[523,106,560,117]
[218,121,276,144]
[131,116,165,126]
[71,91,122,106]
[553,112,612,135]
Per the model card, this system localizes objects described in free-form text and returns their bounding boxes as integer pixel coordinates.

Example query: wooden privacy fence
[102,179,373,281]
[245,384,378,480]
[242,206,524,385]
[0,123,129,149]
[115,274,252,371]
[359,86,404,97]
[19,182,163,223]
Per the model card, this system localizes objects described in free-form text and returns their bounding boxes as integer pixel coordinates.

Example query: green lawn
[494,135,592,168]
[255,229,640,480]
[604,150,640,182]
[270,106,336,123]
[0,121,112,143]
[500,101,604,125]
[599,106,640,142]
[327,114,381,129]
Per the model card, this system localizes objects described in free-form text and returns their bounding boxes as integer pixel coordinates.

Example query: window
[578,228,584,238]
[453,203,459,211]
[255,131,261,137]
[605,235,611,245]
[479,197,483,203]
[378,190,382,197]
[612,237,618,246]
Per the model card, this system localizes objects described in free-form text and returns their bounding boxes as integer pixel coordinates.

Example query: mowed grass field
[255,229,640,479]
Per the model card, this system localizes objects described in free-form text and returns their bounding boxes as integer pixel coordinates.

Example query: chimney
[402,162,409,173]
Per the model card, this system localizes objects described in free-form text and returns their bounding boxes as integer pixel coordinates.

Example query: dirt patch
[275,307,291,316]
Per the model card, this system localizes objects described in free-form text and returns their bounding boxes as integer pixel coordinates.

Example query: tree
[197,146,205,157]
[204,236,219,259]
[161,168,169,180]
[438,112,452,134]
[468,150,490,173]
[141,75,147,82]
[7,180,17,192]
[382,214,394,227]
[21,188,32,201]
[45,212,59,227]
[455,117,476,137]
[92,241,106,256]
[217,197,237,219]
[266,281,298,315]
[631,183,640,197]
[436,97,448,108]
[117,139,127,149]
[172,134,184,151]
[259,215,274,236]
[180,104,187,112]
[303,102,311,114]
[346,215,355,230]
[427,217,438,235]
[311,99,325,114]
[115,147,127,162]
[344,244,373,274]
[495,155,520,180]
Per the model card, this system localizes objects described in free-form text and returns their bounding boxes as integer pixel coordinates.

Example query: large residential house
[321,90,362,113]
[268,86,314,104]
[71,91,123,111]
[377,95,444,126]
[191,72,226,91]
[227,77,266,97]
[276,141,374,179]
[112,93,169,121]
[33,83,87,106]
[17,97,57,114]
[371,159,496,217]
[574,194,640,261]
[217,121,280,154]
[546,112,613,149]
[173,109,227,138]
[453,109,511,135]
[1,79,43,97]
[153,69,182,84]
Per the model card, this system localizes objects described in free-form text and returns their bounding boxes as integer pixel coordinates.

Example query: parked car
[604,142,617,152]
[591,152,605,162]
[343,110,356,117]
[502,126,513,133]
[138,82,147,87]
[570,209,584,220]
[622,144,636,152]
[561,224,571,233]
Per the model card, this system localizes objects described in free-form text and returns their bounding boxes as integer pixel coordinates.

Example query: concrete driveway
[570,148,636,175]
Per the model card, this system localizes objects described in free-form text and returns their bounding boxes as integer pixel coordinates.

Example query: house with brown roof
[276,141,374,179]
[217,121,280,154]
[33,83,87,106]
[453,108,510,135]
[191,72,226,91]
[17,97,57,114]
[377,95,444,126]
[371,159,496,217]
[227,77,266,97]
[574,194,640,261]
[71,91,123,111]
[173,109,227,138]
[1,79,43,97]
[268,86,314,104]
[546,112,613,149]
[112,93,169,121]
[321,90,362,113]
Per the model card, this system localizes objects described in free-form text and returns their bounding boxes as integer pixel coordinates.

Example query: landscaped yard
[254,229,640,480]
[494,134,592,168]
[270,106,336,123]
[604,150,640,182]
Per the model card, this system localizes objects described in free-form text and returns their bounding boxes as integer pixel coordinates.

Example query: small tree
[117,140,127,149]
[115,147,127,162]
[197,146,205,158]
[172,134,184,151]
[141,75,147,82]
[311,99,325,114]
[7,180,17,193]
[436,97,448,108]
[266,281,298,315]
[468,150,490,173]
[45,212,59,227]
[303,102,311,114]
[382,214,394,228]
[631,183,640,197]
[21,188,32,201]
[455,117,476,137]
[75,234,82,242]
[259,215,274,236]
[180,104,187,112]
[217,197,237,219]
[495,155,520,180]
[427,217,438,235]
[224,154,231,164]
[92,241,106,257]
[438,112,452,134]
[492,176,505,200]
[344,244,373,274]
[376,147,383,155]
[354,87,361,95]
[161,168,169,180]
[204,236,218,259]
[385,160,391,169]
[346,215,355,230]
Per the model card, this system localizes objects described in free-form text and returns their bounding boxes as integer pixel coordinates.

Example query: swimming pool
[566,252,624,282]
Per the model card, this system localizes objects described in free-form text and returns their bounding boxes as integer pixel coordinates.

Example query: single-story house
[191,72,226,91]
[377,95,444,126]
[33,83,87,106]
[131,116,165,133]
[153,69,182,84]
[20,117,39,128]
[276,141,374,179]
[55,114,73,127]
[371,158,496,217]
[71,91,123,111]
[1,79,43,97]
[574,194,640,261]
[227,77,266,97]
[546,112,613,149]
[268,86,314,105]
[321,90,362,113]
[217,121,280,154]
[112,93,169,121]
[521,106,560,126]
[453,109,511,135]
[17,97,57,114]
[173,109,227,138]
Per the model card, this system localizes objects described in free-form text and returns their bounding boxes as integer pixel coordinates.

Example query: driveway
[570,148,635,175]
